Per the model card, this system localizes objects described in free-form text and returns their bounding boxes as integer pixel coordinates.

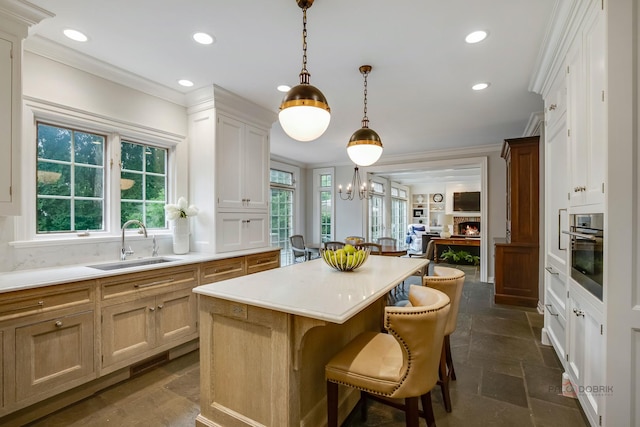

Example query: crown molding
[523,112,544,137]
[529,0,594,97]
[0,0,53,37]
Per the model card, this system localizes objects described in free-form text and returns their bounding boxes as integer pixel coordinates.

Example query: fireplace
[458,221,480,236]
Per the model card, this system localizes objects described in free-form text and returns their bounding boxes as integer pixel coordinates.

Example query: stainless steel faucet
[121,219,148,260]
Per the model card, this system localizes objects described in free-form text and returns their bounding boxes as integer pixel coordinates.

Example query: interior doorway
[365,156,489,282]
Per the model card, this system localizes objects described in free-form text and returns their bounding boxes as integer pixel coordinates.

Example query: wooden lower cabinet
[100,266,199,374]
[15,310,95,402]
[246,250,280,275]
[494,243,539,307]
[0,249,280,423]
[101,287,198,372]
[0,281,97,416]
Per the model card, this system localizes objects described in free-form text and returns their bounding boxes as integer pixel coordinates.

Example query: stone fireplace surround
[453,216,481,235]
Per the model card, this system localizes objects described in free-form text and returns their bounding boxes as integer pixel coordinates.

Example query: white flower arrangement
[165,197,199,220]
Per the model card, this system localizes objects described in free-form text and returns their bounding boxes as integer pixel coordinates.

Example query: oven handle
[561,230,598,241]
[558,208,567,250]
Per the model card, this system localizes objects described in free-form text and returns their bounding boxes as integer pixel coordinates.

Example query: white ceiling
[24,0,555,169]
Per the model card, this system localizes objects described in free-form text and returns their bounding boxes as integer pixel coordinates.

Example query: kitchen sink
[88,257,178,271]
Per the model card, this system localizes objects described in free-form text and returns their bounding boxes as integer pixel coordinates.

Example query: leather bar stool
[326,285,450,427]
[422,266,465,412]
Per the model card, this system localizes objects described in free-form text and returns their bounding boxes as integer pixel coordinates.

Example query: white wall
[0,52,188,272]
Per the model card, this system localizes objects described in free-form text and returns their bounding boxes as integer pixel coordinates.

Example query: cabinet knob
[157,305,163,310]
[55,320,63,327]
[548,103,557,111]
[149,307,155,312]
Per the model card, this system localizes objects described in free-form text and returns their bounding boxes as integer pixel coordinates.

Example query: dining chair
[422,266,465,413]
[356,242,382,254]
[289,235,318,262]
[344,236,365,245]
[324,241,345,250]
[326,285,450,427]
[377,237,397,248]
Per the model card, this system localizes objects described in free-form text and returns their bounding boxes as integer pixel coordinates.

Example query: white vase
[440,225,452,239]
[172,217,190,254]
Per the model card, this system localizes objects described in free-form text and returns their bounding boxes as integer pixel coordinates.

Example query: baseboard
[540,327,551,346]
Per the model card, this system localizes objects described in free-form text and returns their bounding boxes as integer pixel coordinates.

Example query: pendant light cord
[361,69,369,128]
[299,7,310,84]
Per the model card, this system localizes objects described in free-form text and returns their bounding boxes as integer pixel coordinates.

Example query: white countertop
[193,256,428,324]
[0,247,280,294]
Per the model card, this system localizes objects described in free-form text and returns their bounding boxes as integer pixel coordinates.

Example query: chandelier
[346,65,383,166]
[278,0,331,142]
[338,166,374,201]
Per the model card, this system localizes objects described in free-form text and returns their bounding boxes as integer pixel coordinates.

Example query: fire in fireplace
[458,221,480,236]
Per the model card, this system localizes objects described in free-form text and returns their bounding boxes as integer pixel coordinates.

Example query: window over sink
[36,122,169,234]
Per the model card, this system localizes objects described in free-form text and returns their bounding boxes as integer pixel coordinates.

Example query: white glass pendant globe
[278,105,331,142]
[347,143,383,167]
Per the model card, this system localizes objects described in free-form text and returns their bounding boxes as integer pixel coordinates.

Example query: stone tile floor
[26,263,589,427]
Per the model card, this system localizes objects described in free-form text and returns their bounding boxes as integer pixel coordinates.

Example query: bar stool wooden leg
[420,392,436,427]
[445,335,456,381]
[405,396,419,427]
[327,381,338,426]
[438,342,452,412]
[360,392,368,421]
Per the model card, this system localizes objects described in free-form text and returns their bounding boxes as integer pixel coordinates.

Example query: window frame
[312,167,335,244]
[269,164,297,266]
[14,99,181,246]
[390,183,409,244]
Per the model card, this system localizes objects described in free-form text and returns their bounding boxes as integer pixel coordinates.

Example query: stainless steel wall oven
[564,213,604,300]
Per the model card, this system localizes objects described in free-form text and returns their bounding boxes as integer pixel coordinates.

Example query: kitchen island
[193,255,429,427]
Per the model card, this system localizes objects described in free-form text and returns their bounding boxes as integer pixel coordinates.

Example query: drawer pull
[255,259,271,264]
[548,103,557,111]
[545,266,559,275]
[573,308,585,317]
[545,304,559,317]
[4,300,45,313]
[55,320,63,327]
[214,266,235,273]
[134,278,174,288]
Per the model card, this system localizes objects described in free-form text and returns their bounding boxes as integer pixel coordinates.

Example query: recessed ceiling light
[63,29,88,42]
[472,82,490,91]
[193,32,214,45]
[465,30,488,44]
[277,85,291,93]
[178,79,194,87]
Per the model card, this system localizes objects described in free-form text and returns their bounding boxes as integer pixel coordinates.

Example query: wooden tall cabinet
[494,136,540,307]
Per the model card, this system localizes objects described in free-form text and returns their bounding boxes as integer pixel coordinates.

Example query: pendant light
[347,65,383,166]
[278,0,331,142]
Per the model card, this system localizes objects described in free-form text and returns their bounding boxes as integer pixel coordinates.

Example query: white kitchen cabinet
[187,87,276,254]
[543,267,567,366]
[215,212,269,253]
[216,113,269,212]
[567,1,606,207]
[0,3,50,215]
[0,34,20,215]
[566,282,604,427]
[542,65,570,368]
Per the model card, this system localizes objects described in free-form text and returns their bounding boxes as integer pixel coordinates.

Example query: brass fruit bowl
[320,247,370,272]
